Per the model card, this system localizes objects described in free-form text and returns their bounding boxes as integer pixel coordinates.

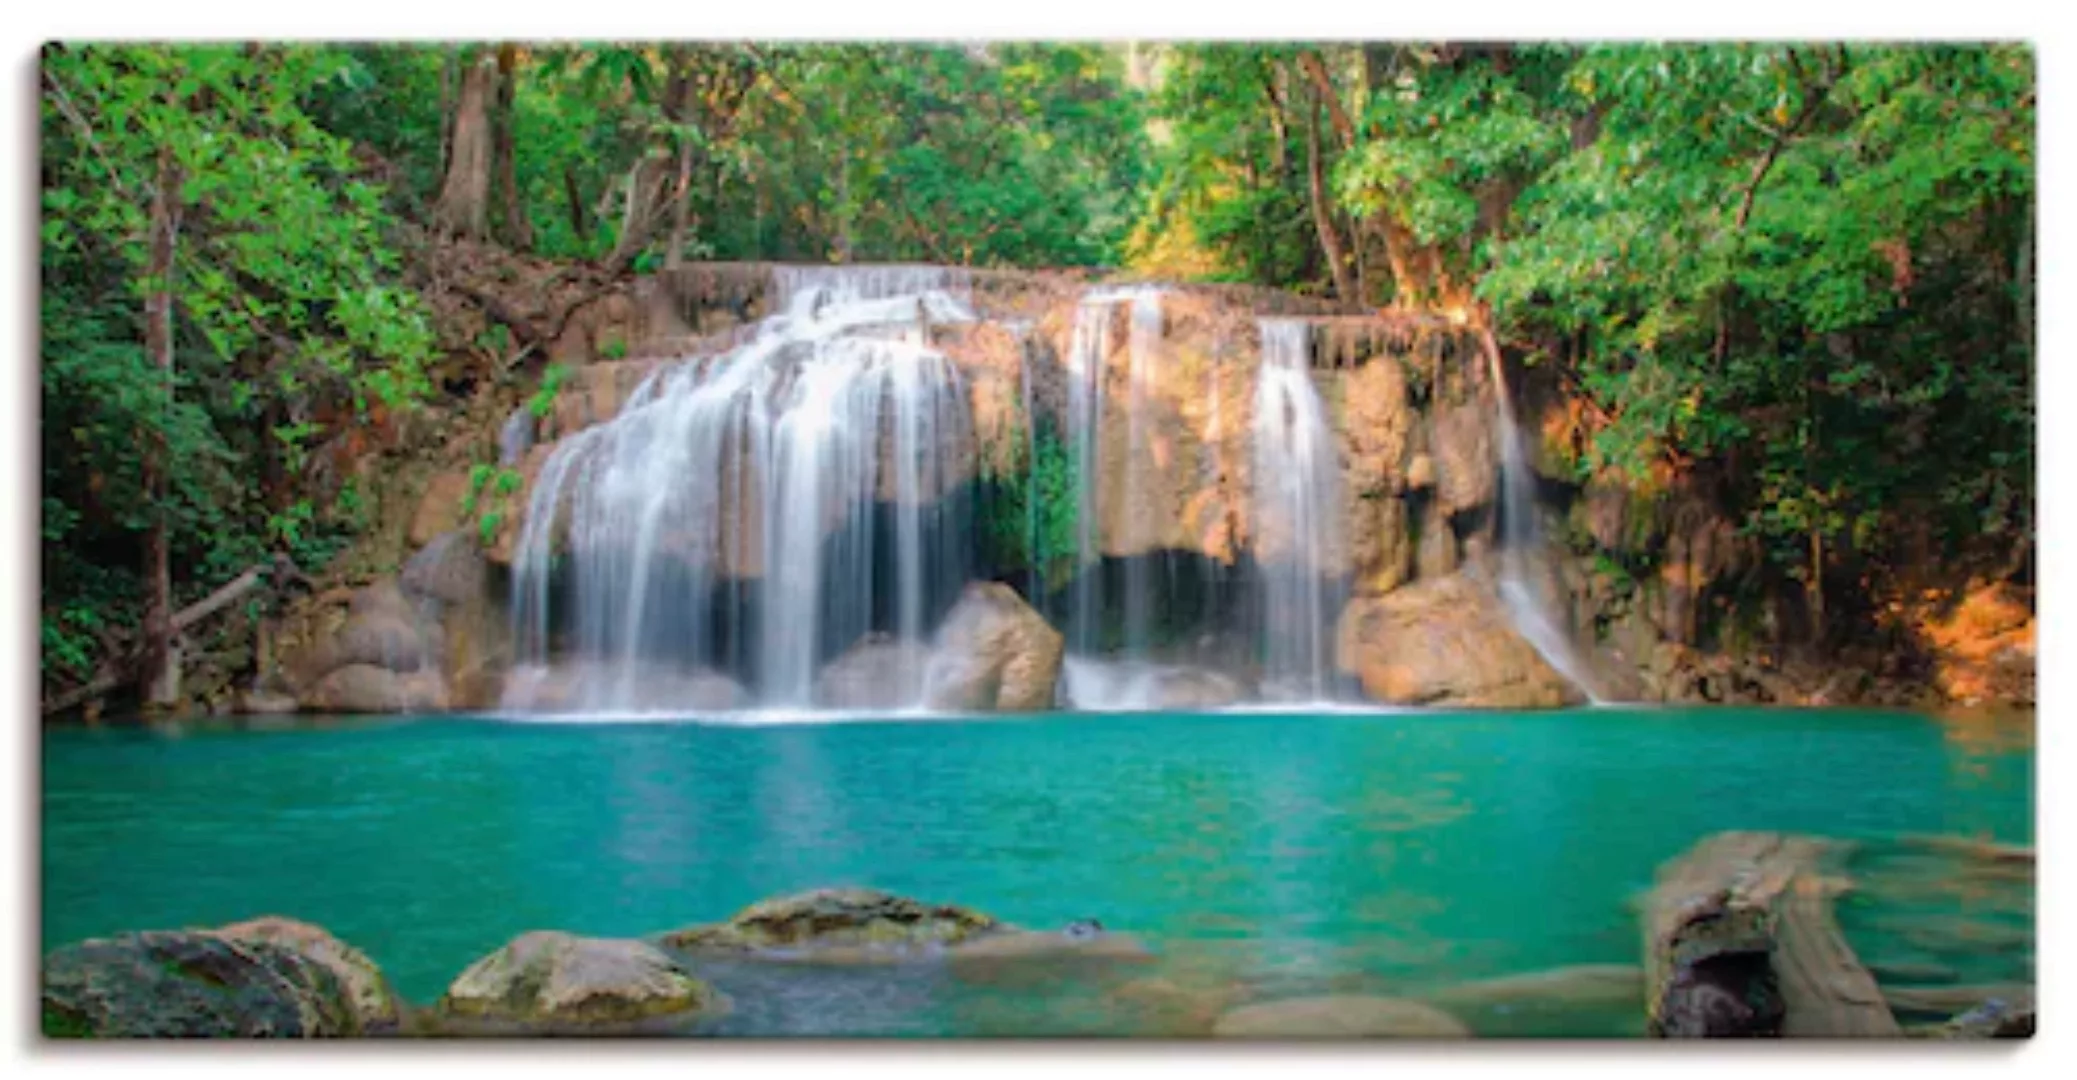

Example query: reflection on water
[42,707,2032,1035]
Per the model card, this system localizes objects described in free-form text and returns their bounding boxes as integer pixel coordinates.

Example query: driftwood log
[42,554,309,717]
[1643,831,1900,1037]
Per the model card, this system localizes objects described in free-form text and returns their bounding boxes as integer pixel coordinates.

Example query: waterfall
[1251,319,1346,702]
[505,266,975,712]
[1484,338,1606,704]
[1062,286,1164,658]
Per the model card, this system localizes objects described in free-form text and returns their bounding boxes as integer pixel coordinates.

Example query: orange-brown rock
[1335,574,1581,708]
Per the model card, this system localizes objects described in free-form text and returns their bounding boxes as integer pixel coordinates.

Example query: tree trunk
[664,129,696,270]
[433,51,496,241]
[562,164,590,241]
[1303,85,1358,303]
[141,145,183,714]
[603,55,692,275]
[490,43,532,250]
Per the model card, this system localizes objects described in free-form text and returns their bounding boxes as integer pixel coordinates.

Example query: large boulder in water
[663,887,1002,957]
[924,582,1064,711]
[1335,574,1582,708]
[42,926,382,1037]
[210,917,404,1033]
[662,886,1147,972]
[814,635,934,709]
[1212,995,1472,1038]
[438,931,725,1032]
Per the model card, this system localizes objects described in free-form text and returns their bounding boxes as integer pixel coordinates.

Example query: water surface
[41,707,2033,1035]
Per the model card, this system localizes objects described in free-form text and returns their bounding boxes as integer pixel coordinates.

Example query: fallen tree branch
[42,555,307,717]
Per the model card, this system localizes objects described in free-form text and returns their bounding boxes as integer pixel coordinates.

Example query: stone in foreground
[439,930,725,1031]
[1211,995,1472,1038]
[209,916,403,1034]
[43,928,370,1037]
[663,887,1001,958]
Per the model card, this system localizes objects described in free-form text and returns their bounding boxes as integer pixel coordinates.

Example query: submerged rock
[1335,573,1582,708]
[924,582,1065,711]
[663,887,1002,959]
[1211,995,1472,1038]
[439,931,725,1031]
[42,927,376,1037]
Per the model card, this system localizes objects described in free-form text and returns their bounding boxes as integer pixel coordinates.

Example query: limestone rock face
[1212,995,1472,1038]
[1430,402,1497,515]
[542,360,661,441]
[439,931,724,1030]
[409,469,475,549]
[210,917,403,1034]
[1335,573,1583,708]
[1414,498,1460,581]
[400,531,490,607]
[925,582,1065,711]
[663,887,1002,957]
[42,928,374,1037]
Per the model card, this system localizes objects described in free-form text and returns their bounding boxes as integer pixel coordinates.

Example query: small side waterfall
[1484,338,1605,704]
[1251,319,1346,702]
[1062,286,1165,659]
[505,266,976,712]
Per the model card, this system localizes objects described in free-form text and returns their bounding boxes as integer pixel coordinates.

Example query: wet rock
[503,662,746,713]
[1109,975,1249,1037]
[400,531,491,607]
[1212,995,1472,1038]
[210,917,402,1033]
[305,664,448,713]
[814,635,935,709]
[1427,964,1643,1033]
[663,887,1002,959]
[925,582,1065,711]
[1335,574,1582,707]
[439,931,725,1031]
[233,688,301,715]
[43,929,370,1037]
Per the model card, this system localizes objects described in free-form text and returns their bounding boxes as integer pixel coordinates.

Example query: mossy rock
[437,931,726,1032]
[662,887,1003,959]
[209,917,403,1034]
[43,930,365,1037]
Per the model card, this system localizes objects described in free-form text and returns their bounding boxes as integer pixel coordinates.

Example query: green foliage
[977,422,1081,587]
[1137,41,2032,642]
[41,43,438,685]
[528,363,572,419]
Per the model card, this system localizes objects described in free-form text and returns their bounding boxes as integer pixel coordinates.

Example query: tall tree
[490,43,533,250]
[433,49,496,240]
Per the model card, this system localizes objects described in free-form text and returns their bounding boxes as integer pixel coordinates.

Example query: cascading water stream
[1059,287,1178,708]
[1251,319,1346,703]
[505,266,976,713]
[1484,339,1606,704]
